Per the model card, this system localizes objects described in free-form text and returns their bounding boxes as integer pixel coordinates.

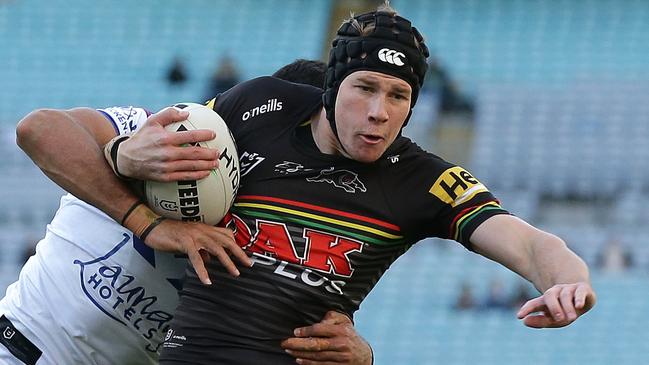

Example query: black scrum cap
[323,11,429,137]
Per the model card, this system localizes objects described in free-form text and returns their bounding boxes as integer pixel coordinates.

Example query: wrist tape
[103,134,132,180]
[122,202,166,241]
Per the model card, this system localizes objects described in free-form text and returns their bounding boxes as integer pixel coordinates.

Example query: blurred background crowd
[1,0,648,363]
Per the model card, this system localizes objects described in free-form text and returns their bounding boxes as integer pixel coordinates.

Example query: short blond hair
[348,1,397,35]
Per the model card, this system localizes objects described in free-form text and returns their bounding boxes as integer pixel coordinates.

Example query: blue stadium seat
[0,0,332,123]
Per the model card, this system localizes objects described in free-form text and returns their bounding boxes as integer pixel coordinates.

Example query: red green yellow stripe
[450,201,502,241]
[235,202,403,240]
[235,208,405,245]
[236,195,401,231]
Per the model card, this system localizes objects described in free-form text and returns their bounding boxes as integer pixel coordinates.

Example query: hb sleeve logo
[429,167,488,207]
[378,48,406,66]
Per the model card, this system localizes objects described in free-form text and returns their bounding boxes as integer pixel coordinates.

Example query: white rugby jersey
[0,107,186,364]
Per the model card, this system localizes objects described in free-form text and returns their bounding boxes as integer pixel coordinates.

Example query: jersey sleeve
[97,106,151,135]
[426,165,509,247]
[394,148,510,250]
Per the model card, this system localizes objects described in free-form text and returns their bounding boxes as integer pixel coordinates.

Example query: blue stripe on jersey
[133,236,156,267]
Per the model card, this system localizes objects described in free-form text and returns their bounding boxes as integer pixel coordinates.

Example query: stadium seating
[395,0,649,88]
[0,0,332,124]
[469,83,649,197]
[0,227,28,293]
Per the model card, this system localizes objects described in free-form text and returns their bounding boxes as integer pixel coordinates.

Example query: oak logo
[429,167,488,207]
[228,214,362,279]
[378,48,406,66]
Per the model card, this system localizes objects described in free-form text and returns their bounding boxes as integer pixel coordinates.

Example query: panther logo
[275,161,311,174]
[307,167,367,193]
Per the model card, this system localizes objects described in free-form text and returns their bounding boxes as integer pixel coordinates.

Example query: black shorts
[159,289,308,365]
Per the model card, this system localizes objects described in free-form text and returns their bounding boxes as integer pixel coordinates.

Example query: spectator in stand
[481,278,510,311]
[166,57,188,86]
[509,282,533,310]
[454,281,477,310]
[596,237,633,273]
[423,57,474,116]
[204,55,241,100]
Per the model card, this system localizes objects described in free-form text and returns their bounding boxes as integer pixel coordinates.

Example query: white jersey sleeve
[98,106,150,135]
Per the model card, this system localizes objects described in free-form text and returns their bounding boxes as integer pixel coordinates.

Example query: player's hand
[144,219,252,285]
[117,107,220,182]
[281,311,373,365]
[517,282,596,328]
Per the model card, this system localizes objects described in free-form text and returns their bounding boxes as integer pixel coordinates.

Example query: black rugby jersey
[162,77,509,362]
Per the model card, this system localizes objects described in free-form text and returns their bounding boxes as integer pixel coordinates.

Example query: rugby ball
[144,103,240,225]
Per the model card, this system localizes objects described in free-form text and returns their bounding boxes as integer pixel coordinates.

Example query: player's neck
[310,108,341,156]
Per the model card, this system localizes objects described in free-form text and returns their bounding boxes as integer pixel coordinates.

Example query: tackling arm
[16,108,137,220]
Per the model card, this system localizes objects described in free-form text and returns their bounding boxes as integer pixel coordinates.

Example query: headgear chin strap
[323,10,429,140]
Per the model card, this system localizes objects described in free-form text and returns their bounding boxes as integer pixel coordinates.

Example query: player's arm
[16,107,134,219]
[16,107,252,283]
[469,214,596,328]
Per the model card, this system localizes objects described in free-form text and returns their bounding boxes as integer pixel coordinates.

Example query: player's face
[334,71,412,163]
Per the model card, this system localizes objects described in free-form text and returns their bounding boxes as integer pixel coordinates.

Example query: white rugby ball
[144,103,240,225]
